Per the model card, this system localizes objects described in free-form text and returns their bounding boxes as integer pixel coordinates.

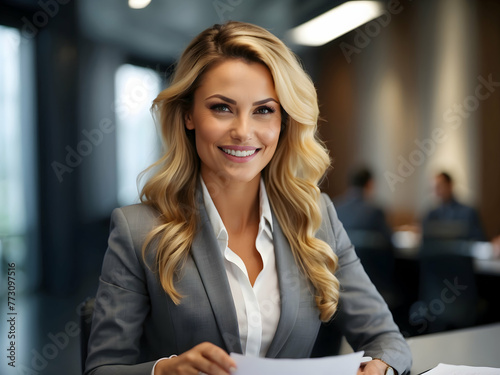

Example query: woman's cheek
[260,121,281,145]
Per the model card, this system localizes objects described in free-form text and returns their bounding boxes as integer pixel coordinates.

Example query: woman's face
[185,58,282,188]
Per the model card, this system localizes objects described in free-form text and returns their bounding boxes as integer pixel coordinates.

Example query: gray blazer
[84,192,412,375]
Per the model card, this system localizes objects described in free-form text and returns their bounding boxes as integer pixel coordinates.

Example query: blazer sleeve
[321,194,412,374]
[84,207,157,375]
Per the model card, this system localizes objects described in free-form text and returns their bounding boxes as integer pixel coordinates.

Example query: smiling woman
[185,59,281,187]
[84,21,412,375]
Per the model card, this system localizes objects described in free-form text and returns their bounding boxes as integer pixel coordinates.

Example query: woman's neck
[206,175,261,234]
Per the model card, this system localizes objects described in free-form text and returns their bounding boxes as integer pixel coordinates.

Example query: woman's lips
[218,146,260,162]
[221,147,257,157]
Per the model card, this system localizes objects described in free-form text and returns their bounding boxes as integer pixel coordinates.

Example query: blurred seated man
[422,172,486,241]
[417,172,485,333]
[335,167,393,247]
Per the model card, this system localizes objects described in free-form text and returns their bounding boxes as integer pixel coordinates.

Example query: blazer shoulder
[117,202,160,218]
[110,204,161,254]
[320,192,334,206]
[114,203,160,225]
[319,192,337,227]
[317,193,337,247]
[318,193,358,260]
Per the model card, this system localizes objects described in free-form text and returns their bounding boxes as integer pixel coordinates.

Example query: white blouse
[201,177,281,357]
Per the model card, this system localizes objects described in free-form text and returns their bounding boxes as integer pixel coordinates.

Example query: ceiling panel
[78,0,343,62]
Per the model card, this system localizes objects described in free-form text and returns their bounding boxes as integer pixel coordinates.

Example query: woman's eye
[255,106,275,115]
[210,103,231,113]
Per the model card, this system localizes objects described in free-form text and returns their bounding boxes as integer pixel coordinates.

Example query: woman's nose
[230,115,252,141]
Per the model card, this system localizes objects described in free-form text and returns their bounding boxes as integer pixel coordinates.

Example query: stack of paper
[424,363,500,374]
[230,351,364,375]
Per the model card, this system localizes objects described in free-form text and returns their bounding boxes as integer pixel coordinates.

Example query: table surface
[474,258,500,275]
[406,323,500,374]
[392,238,500,276]
[339,323,500,374]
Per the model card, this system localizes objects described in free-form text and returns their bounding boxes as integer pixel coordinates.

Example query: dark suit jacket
[84,192,412,375]
[422,197,485,241]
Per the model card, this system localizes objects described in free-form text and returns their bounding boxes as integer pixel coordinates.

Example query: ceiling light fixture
[287,1,385,46]
[128,0,152,10]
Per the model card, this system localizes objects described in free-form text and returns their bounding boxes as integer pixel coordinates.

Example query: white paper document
[230,351,364,375]
[425,363,500,374]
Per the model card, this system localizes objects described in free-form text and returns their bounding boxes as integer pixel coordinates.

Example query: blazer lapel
[265,212,301,358]
[190,190,243,354]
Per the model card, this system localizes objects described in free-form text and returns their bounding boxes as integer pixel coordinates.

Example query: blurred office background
[0,0,499,374]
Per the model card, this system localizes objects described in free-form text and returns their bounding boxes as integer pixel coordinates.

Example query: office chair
[80,298,95,374]
[417,240,477,334]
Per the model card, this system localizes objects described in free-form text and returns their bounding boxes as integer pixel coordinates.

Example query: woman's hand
[357,359,391,375]
[155,342,237,375]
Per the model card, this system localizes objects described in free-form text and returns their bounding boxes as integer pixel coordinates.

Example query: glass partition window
[115,64,162,206]
[0,25,36,291]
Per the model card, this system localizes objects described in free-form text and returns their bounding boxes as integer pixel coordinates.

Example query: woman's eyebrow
[206,94,236,104]
[253,98,279,106]
[206,94,278,106]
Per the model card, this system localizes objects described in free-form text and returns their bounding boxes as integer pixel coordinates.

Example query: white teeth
[222,148,256,157]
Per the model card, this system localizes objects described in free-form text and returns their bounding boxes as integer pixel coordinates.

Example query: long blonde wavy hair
[141,21,339,322]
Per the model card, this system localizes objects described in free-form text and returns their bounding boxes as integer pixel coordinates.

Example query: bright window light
[128,0,151,9]
[287,1,385,46]
[115,64,162,206]
[0,25,37,291]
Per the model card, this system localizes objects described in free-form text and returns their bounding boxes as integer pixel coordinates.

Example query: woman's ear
[185,112,195,130]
